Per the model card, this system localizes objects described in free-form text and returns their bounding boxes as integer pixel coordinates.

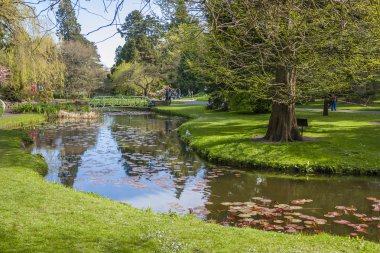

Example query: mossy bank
[155,105,380,176]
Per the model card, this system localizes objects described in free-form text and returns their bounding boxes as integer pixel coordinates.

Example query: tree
[59,40,104,98]
[115,10,162,65]
[111,62,162,96]
[205,0,380,141]
[56,0,83,42]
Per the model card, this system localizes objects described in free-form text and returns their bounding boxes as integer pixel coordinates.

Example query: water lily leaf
[355,228,368,234]
[289,206,303,210]
[221,202,233,206]
[273,220,284,224]
[353,213,367,218]
[291,219,302,223]
[274,225,284,230]
[274,204,290,209]
[314,219,327,225]
[231,202,244,206]
[333,219,350,225]
[286,228,297,233]
[238,213,252,218]
[324,212,343,218]
[366,197,378,201]
[350,233,359,237]
[290,199,313,205]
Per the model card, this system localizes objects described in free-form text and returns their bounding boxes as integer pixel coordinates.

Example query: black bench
[297,118,308,136]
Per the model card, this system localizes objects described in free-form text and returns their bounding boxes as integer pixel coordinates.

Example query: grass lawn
[155,104,380,175]
[0,113,45,129]
[297,99,380,111]
[1,114,379,252]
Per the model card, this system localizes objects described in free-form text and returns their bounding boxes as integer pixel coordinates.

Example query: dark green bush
[207,91,271,113]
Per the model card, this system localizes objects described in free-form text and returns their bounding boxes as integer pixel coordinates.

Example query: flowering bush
[0,65,10,84]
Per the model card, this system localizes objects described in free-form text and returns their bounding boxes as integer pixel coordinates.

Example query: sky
[33,0,160,68]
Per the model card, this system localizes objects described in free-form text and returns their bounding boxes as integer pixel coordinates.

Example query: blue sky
[33,0,160,68]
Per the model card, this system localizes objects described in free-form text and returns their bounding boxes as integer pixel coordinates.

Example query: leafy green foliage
[110,62,162,96]
[115,10,162,65]
[0,30,65,101]
[58,40,105,98]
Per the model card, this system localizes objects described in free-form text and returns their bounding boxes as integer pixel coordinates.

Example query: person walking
[331,94,337,111]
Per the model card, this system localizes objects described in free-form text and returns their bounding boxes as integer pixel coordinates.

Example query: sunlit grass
[156,105,380,175]
[0,113,45,129]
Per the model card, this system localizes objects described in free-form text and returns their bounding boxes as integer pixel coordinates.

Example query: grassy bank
[0,113,45,129]
[1,115,379,252]
[155,105,380,175]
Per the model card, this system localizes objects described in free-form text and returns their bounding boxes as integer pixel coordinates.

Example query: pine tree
[56,0,83,41]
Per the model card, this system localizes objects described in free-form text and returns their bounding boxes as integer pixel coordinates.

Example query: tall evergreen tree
[115,10,162,65]
[56,0,83,42]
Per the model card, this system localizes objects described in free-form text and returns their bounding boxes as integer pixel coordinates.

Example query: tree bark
[323,98,329,116]
[264,66,302,142]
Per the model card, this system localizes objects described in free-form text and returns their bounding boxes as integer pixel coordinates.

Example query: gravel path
[296,108,380,114]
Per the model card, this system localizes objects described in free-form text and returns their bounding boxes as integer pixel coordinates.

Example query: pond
[30,111,380,241]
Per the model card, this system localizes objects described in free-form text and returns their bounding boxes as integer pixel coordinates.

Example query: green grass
[89,96,151,107]
[0,114,46,129]
[1,114,379,252]
[179,94,209,101]
[155,104,380,175]
[297,100,380,111]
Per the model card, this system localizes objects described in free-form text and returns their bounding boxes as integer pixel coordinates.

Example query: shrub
[207,91,271,113]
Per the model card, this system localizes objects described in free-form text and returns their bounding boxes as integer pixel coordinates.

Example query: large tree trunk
[264,66,302,142]
[323,98,329,116]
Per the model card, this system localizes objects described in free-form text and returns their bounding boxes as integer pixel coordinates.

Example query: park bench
[297,118,308,136]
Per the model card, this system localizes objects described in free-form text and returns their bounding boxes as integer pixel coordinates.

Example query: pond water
[30,112,380,241]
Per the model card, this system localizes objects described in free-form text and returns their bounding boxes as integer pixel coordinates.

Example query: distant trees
[110,10,163,96]
[111,62,161,96]
[55,0,105,98]
[60,40,104,97]
[114,10,162,66]
[111,1,207,97]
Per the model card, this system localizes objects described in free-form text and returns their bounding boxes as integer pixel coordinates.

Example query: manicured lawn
[155,104,380,175]
[297,100,380,111]
[1,114,379,252]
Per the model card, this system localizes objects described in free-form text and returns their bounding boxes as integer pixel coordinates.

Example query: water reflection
[30,112,380,241]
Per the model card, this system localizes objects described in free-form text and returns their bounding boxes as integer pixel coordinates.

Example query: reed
[57,110,99,119]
